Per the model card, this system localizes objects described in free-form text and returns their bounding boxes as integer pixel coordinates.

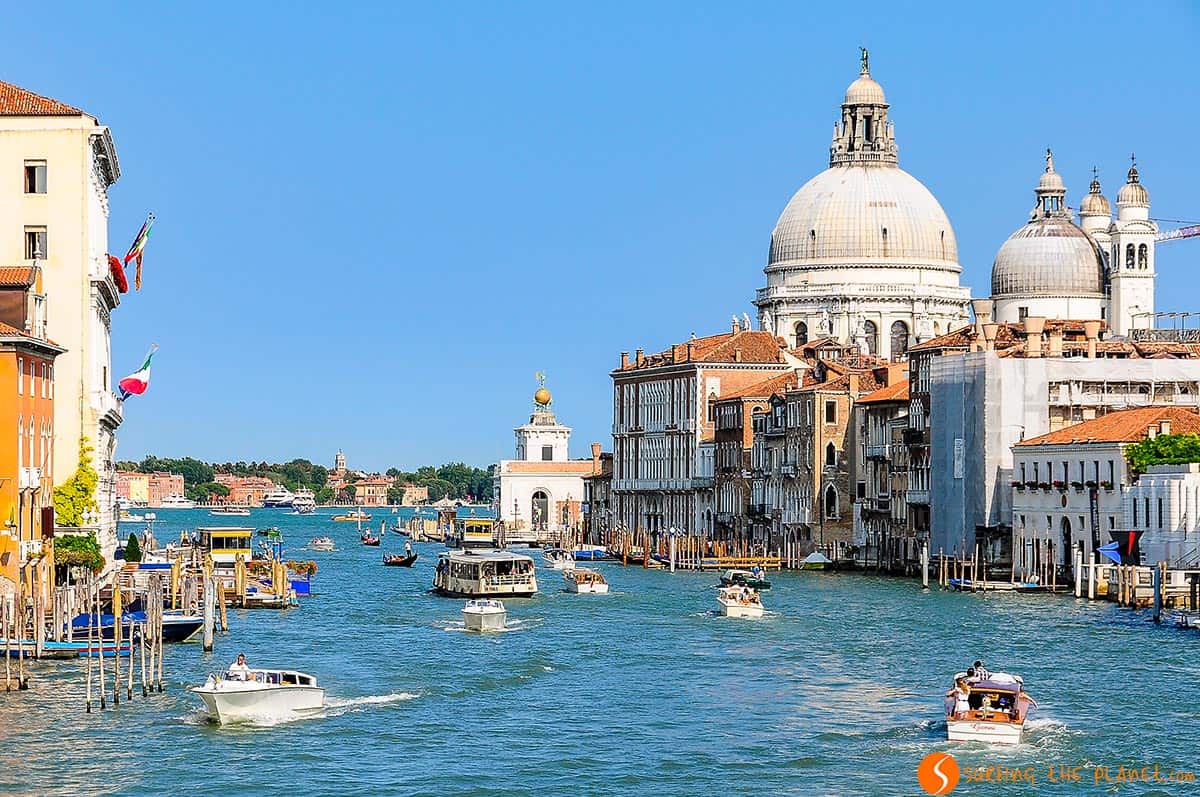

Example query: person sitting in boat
[964,667,978,683]
[973,660,991,680]
[228,652,252,681]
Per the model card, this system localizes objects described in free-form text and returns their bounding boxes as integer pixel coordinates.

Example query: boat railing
[486,573,535,587]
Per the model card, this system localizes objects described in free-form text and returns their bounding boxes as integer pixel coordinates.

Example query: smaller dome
[1037,169,1065,193]
[845,74,886,105]
[1079,175,1111,216]
[1117,164,1149,206]
[534,387,552,406]
[991,218,1105,298]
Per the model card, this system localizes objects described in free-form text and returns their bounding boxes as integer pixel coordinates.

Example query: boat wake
[181,692,418,729]
[437,617,544,633]
[323,692,419,716]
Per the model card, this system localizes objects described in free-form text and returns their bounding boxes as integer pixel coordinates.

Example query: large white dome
[767,165,959,271]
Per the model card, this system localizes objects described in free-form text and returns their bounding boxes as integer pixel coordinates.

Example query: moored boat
[262,487,296,508]
[944,671,1036,745]
[717,585,765,618]
[720,568,772,590]
[563,568,609,594]
[461,599,506,632]
[800,551,833,571]
[542,547,575,570]
[69,609,203,643]
[191,668,325,723]
[573,545,609,561]
[159,494,197,509]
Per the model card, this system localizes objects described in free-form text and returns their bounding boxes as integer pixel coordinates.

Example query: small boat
[69,610,203,643]
[461,599,506,632]
[944,671,1036,745]
[1,638,133,658]
[210,507,251,517]
[383,552,418,567]
[120,511,145,522]
[800,551,833,571]
[191,668,325,724]
[717,585,765,618]
[159,494,197,509]
[563,568,609,594]
[542,548,575,570]
[361,535,381,547]
[144,512,157,521]
[720,568,772,590]
[308,537,335,552]
[332,510,371,522]
[573,545,609,561]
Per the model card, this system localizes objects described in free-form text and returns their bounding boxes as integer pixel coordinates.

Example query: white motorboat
[308,536,335,552]
[461,599,507,632]
[292,489,316,514]
[262,487,296,508]
[563,568,609,594]
[717,585,765,618]
[191,668,325,723]
[542,547,575,570]
[210,507,251,517]
[159,494,196,509]
[117,496,134,511]
[944,671,1036,745]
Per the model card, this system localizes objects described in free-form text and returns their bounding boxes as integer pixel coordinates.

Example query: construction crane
[1153,218,1200,244]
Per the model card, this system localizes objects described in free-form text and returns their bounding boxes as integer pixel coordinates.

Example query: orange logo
[917,751,960,795]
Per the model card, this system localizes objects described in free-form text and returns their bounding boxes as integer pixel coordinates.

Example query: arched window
[890,320,909,358]
[933,321,941,336]
[1138,244,1148,269]
[825,442,837,468]
[862,320,877,355]
[1126,244,1135,268]
[824,485,839,519]
[794,321,808,347]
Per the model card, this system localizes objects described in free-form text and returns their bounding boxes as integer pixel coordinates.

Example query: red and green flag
[123,212,156,290]
[118,345,159,399]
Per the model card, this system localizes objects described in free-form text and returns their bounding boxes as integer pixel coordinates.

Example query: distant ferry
[262,487,296,508]
[433,548,537,598]
[159,494,196,509]
[292,489,316,514]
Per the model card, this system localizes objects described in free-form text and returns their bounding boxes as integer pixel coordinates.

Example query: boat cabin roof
[198,527,254,537]
[439,548,534,563]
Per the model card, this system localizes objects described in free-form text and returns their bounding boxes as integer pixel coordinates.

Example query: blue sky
[7,2,1198,471]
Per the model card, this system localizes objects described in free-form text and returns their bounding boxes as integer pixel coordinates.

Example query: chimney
[620,351,629,369]
[1024,316,1046,358]
[687,342,695,360]
[1082,320,1101,359]
[1161,420,1172,435]
[1047,327,1063,358]
[672,343,687,363]
[982,323,999,351]
[590,442,602,471]
[970,298,995,334]
[1148,425,1158,439]
[635,348,644,366]
[733,347,742,362]
[732,317,740,334]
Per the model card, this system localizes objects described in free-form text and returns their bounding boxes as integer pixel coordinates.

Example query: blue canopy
[1098,541,1123,565]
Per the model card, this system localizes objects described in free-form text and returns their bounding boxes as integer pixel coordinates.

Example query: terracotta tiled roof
[0,321,25,336]
[500,461,596,475]
[0,267,35,287]
[718,371,800,400]
[619,329,787,371]
[0,80,82,116]
[857,379,910,404]
[1015,407,1200,447]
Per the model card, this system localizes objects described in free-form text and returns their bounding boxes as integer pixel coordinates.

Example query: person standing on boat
[952,678,971,718]
[973,660,991,680]
[405,539,413,556]
[228,652,252,680]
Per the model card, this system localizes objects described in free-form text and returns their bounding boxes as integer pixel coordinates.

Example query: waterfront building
[921,318,1200,562]
[581,443,612,544]
[493,384,594,540]
[753,51,970,359]
[0,80,124,563]
[988,153,1157,336]
[610,321,805,538]
[1010,406,1200,572]
[352,476,393,507]
[0,264,61,600]
[116,470,184,507]
[213,474,276,506]
[395,485,428,506]
[853,379,911,564]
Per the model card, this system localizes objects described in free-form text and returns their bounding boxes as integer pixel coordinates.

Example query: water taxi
[191,668,325,723]
[563,568,609,594]
[542,547,575,570]
[717,585,765,618]
[433,549,537,597]
[332,510,371,522]
[197,527,256,566]
[944,671,1036,745]
[308,537,336,552]
[800,551,833,570]
[720,568,771,590]
[461,599,507,632]
[210,507,251,517]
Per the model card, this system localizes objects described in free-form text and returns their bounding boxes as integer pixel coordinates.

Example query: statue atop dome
[860,46,869,75]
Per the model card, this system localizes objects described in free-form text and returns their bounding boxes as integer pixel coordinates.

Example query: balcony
[906,489,930,505]
[865,443,891,460]
[18,467,41,490]
[92,389,124,428]
[902,428,928,446]
[780,464,796,477]
[691,476,714,489]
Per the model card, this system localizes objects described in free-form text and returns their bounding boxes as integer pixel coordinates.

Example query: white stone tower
[1108,159,1157,336]
[514,381,571,462]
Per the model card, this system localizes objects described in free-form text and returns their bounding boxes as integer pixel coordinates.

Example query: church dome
[1079,174,1111,217]
[768,165,959,269]
[845,74,886,105]
[991,217,1105,297]
[1117,164,1149,207]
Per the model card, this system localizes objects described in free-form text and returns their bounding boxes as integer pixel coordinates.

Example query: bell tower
[1108,158,1157,336]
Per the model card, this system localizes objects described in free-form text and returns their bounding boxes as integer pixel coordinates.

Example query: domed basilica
[754,50,971,360]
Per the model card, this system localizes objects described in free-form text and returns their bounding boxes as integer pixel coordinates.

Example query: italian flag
[119,345,159,399]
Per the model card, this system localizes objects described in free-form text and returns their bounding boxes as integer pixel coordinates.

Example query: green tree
[314,486,335,505]
[53,438,98,527]
[124,532,142,563]
[187,481,231,501]
[1125,433,1200,477]
[54,533,104,573]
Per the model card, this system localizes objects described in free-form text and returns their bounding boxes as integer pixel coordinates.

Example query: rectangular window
[1133,500,1139,526]
[1033,462,1039,482]
[1158,498,1163,528]
[1020,463,1026,482]
[1018,306,1029,321]
[24,226,47,259]
[541,445,553,462]
[24,161,47,194]
[856,482,866,499]
[1144,498,1150,528]
[17,357,23,394]
[825,400,836,425]
[1109,516,1116,529]
[1108,461,1115,485]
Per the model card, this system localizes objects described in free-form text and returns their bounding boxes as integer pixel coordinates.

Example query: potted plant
[1012,480,1024,490]
[1038,481,1051,490]
[1100,480,1114,491]
[1070,480,1084,491]
[1085,480,1098,489]
[1052,480,1066,491]
[1024,480,1039,489]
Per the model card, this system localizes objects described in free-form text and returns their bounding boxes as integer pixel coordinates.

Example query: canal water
[1,509,1196,796]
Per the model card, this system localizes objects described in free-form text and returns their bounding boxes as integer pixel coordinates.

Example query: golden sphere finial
[534,387,552,406]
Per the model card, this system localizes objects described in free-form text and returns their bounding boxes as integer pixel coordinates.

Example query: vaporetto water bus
[433,548,537,597]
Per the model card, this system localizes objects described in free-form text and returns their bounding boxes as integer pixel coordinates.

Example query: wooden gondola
[383,553,418,567]
[361,535,382,547]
